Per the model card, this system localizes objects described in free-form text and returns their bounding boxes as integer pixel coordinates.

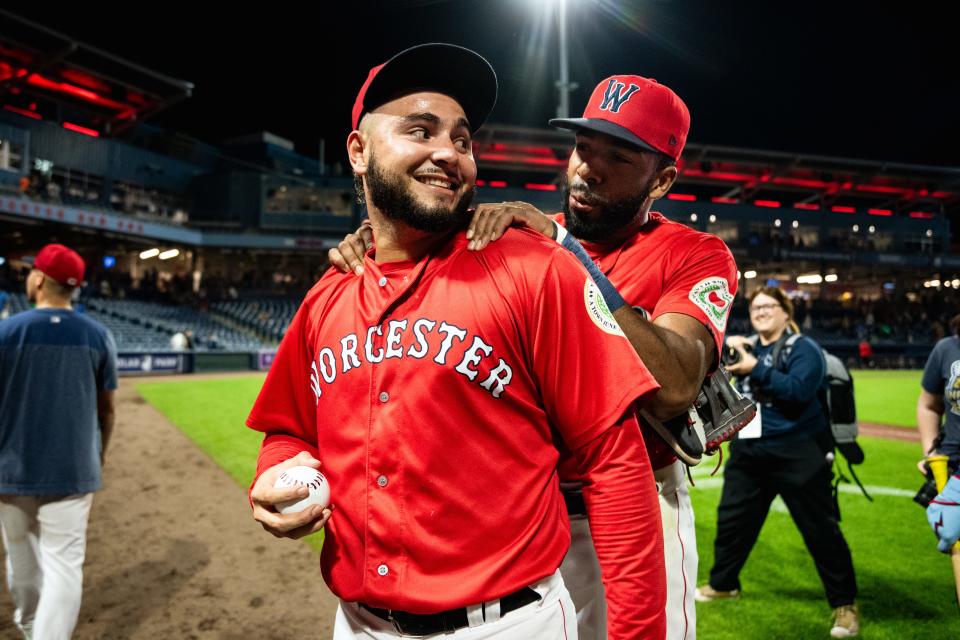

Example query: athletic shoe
[694,584,740,602]
[830,604,859,638]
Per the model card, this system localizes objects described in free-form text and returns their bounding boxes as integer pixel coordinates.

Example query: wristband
[552,221,627,312]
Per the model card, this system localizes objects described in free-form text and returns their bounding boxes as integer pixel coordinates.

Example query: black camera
[722,341,752,367]
[915,476,940,508]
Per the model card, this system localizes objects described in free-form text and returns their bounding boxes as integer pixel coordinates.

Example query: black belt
[563,488,586,516]
[359,586,540,636]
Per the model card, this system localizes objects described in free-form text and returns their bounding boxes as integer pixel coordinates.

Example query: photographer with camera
[697,286,860,638]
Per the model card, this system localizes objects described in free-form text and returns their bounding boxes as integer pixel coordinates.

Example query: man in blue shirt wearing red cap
[0,243,117,640]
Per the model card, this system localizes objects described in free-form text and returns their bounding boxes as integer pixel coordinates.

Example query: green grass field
[853,369,923,428]
[137,372,960,639]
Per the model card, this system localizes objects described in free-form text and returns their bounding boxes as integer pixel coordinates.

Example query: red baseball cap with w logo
[550,75,690,161]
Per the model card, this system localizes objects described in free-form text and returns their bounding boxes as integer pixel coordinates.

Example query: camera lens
[722,345,742,366]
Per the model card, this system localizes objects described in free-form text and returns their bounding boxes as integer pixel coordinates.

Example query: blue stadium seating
[0,291,271,352]
[211,298,298,342]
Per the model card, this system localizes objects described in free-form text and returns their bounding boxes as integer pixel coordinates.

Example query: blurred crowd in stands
[2,257,957,365]
[11,168,190,225]
[726,292,957,346]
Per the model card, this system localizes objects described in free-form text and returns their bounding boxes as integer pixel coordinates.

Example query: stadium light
[796,274,823,284]
[868,225,876,233]
[690,213,698,222]
[926,229,934,237]
[708,214,717,223]
[737,271,741,280]
[139,248,160,260]
[774,219,782,227]
[744,270,758,279]
[525,0,579,118]
[791,220,799,229]
[852,224,859,232]
[953,279,960,288]
[824,274,838,283]
[159,249,180,260]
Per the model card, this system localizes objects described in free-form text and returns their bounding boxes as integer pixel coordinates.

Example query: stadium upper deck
[3,7,959,347]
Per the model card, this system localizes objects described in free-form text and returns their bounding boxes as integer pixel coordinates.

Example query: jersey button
[378,276,387,287]
[377,475,388,488]
[379,391,389,403]
[377,564,389,576]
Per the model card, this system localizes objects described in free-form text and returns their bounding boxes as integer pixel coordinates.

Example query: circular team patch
[947,360,960,416]
[583,278,625,337]
[688,277,733,332]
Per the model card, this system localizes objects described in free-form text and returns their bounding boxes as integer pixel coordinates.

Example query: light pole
[555,0,578,118]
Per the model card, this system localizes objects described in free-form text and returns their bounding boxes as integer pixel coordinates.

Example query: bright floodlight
[140,248,160,260]
[744,270,758,279]
[825,274,838,283]
[159,249,180,260]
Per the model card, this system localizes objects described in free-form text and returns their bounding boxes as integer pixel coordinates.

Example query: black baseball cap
[351,43,498,133]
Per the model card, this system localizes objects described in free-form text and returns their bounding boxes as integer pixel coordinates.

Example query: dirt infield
[0,377,338,640]
[859,422,919,442]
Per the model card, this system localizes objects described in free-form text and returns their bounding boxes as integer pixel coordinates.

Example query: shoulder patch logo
[689,277,733,332]
[584,278,625,337]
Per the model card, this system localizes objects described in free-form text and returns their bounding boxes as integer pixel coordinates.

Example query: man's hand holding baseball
[251,451,332,539]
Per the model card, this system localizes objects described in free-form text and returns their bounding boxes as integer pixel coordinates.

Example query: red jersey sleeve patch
[651,234,738,356]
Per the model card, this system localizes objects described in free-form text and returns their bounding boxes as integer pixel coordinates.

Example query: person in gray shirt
[0,243,117,640]
[918,315,960,473]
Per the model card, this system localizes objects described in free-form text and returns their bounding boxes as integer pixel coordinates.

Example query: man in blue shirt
[0,243,117,640]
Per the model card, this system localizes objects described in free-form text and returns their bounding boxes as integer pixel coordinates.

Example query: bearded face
[561,172,655,243]
[365,151,476,235]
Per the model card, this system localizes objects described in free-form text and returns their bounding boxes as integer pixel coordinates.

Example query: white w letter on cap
[599,79,640,113]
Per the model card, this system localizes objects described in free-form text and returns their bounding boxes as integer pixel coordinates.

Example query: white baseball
[273,465,331,515]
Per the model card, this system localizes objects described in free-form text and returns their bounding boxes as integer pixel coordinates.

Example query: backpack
[770,332,872,502]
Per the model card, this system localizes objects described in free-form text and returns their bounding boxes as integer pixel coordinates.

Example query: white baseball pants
[560,460,698,640]
[0,493,93,640]
[333,569,577,639]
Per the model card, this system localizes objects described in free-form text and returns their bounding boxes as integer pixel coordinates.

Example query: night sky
[10,2,958,167]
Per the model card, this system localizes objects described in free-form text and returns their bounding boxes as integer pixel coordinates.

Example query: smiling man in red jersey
[247,45,668,640]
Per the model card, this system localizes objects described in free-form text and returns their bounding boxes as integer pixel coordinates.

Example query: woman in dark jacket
[695,286,860,639]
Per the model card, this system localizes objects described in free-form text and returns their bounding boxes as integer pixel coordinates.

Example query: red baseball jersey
[554,211,738,471]
[247,229,664,629]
